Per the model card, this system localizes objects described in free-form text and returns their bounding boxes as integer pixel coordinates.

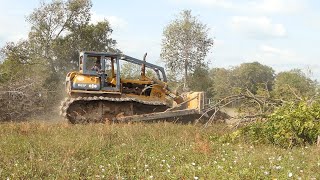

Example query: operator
[91,59,101,71]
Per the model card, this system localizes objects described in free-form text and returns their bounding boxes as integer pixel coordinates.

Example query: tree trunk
[184,58,188,89]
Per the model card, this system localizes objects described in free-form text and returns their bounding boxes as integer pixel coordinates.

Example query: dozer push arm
[152,78,184,104]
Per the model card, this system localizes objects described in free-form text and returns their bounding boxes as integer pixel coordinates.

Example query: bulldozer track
[59,96,168,124]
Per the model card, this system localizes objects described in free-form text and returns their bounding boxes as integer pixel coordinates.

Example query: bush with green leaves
[227,100,320,148]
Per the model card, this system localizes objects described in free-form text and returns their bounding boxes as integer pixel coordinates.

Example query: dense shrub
[227,100,320,148]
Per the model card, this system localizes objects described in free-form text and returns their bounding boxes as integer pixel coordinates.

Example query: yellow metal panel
[107,77,117,86]
[150,84,166,101]
[66,71,78,81]
[73,74,100,84]
[187,92,205,112]
[125,94,165,103]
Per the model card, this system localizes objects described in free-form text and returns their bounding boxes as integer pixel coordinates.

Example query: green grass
[0,122,319,179]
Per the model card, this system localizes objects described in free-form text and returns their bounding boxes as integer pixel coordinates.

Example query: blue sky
[1,0,320,79]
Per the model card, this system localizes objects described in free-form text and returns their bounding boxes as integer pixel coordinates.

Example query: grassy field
[0,122,319,179]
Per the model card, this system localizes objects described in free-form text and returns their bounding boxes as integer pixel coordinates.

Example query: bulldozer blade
[116,109,199,122]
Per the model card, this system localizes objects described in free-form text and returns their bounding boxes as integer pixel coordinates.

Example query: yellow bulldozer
[60,51,207,123]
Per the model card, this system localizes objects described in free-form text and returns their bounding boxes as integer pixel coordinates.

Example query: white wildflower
[275,165,282,170]
[194,177,199,180]
[264,171,269,175]
[191,162,196,166]
[277,156,282,161]
[288,172,293,178]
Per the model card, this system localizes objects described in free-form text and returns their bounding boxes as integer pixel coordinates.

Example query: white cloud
[91,11,127,30]
[185,0,233,8]
[179,0,305,14]
[253,44,301,66]
[249,0,305,14]
[259,44,295,58]
[231,16,286,38]
[249,45,320,79]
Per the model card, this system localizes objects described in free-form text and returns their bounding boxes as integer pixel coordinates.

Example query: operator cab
[76,51,121,92]
[69,51,168,95]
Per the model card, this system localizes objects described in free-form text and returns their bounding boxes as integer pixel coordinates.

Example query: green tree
[26,0,91,73]
[52,20,116,78]
[120,62,141,79]
[232,62,275,94]
[210,68,234,100]
[273,69,317,101]
[120,61,157,80]
[160,10,213,87]
[187,65,212,96]
[26,0,116,81]
[0,40,47,86]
